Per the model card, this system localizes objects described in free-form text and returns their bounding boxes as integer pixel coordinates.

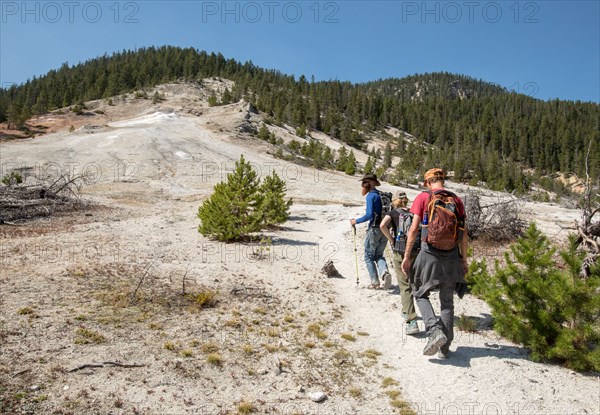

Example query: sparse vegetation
[206,353,223,366]
[2,171,23,186]
[341,333,356,342]
[382,377,399,388]
[74,328,106,344]
[237,401,256,414]
[456,313,479,332]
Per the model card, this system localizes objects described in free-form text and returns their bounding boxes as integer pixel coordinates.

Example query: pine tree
[383,142,392,168]
[336,147,348,172]
[472,223,600,371]
[258,171,292,227]
[258,123,270,141]
[364,155,374,174]
[198,155,262,241]
[345,151,357,175]
[207,93,218,107]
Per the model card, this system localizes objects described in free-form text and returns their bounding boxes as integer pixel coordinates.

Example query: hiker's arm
[380,216,393,244]
[459,223,469,273]
[401,214,421,275]
[355,192,374,224]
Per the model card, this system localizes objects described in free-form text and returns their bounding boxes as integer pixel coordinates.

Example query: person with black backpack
[401,168,469,359]
[380,190,420,335]
[350,173,392,290]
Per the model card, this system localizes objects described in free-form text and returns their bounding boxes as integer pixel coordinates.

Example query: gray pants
[415,280,455,353]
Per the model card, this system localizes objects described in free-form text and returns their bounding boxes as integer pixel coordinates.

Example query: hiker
[350,173,391,290]
[401,168,468,358]
[379,190,420,335]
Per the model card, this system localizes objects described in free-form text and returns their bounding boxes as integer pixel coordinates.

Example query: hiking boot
[423,328,447,356]
[406,320,419,335]
[381,271,392,290]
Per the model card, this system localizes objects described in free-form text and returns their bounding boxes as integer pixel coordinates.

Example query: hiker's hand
[350,219,356,226]
[401,257,411,276]
[461,258,468,274]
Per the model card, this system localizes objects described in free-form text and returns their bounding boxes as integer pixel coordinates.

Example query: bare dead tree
[464,192,525,243]
[575,140,600,279]
[0,172,88,223]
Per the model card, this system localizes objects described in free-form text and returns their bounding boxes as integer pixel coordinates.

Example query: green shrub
[2,171,23,186]
[198,155,292,241]
[471,223,600,371]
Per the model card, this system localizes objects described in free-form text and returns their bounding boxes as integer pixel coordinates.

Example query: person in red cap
[350,173,391,289]
[401,168,469,359]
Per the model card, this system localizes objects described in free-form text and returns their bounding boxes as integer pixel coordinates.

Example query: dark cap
[359,173,381,186]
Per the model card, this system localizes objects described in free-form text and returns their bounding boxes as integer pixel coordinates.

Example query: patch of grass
[224,318,242,328]
[357,331,369,336]
[348,386,362,398]
[457,313,479,332]
[333,349,351,360]
[341,333,356,342]
[164,342,176,351]
[382,377,399,388]
[33,394,48,402]
[237,401,256,414]
[307,322,327,339]
[264,344,279,353]
[267,328,279,338]
[253,306,267,315]
[385,390,401,399]
[17,307,35,315]
[283,315,294,323]
[180,349,193,358]
[391,399,416,414]
[361,349,382,360]
[149,323,163,330]
[323,341,336,348]
[206,353,223,366]
[200,341,219,354]
[303,341,316,349]
[74,328,106,344]
[242,344,255,355]
[74,315,87,321]
[189,289,219,309]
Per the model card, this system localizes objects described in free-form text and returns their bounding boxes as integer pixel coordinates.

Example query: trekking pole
[352,225,359,286]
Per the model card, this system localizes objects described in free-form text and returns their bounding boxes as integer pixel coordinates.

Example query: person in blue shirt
[350,173,391,289]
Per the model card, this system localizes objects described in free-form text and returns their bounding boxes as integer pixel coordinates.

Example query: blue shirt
[356,190,382,227]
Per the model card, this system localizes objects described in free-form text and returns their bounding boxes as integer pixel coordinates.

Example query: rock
[308,391,327,403]
[63,385,69,391]
[321,260,339,277]
[298,386,305,393]
[30,385,40,391]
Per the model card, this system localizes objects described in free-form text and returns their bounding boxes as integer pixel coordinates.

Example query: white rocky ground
[0,82,598,414]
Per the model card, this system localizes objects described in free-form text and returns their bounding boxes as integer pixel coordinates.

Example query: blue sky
[1,0,598,102]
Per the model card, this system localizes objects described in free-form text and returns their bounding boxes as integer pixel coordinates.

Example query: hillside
[1,46,598,196]
[0,81,598,414]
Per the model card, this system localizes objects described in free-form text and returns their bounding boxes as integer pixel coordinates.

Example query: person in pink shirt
[401,168,469,359]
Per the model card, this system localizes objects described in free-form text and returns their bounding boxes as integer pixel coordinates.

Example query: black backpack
[391,208,421,256]
[374,190,393,225]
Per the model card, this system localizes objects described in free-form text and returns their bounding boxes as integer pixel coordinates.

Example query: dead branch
[182,260,193,295]
[130,258,157,304]
[68,362,145,372]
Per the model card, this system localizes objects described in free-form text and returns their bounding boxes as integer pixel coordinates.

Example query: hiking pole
[352,224,359,286]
